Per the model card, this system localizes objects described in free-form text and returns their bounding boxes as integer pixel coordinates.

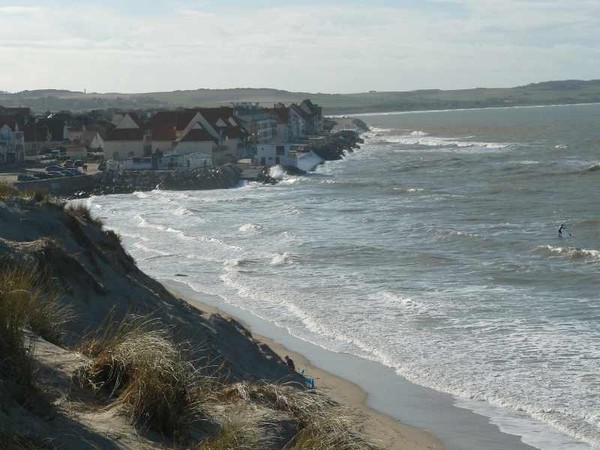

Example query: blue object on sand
[300,370,315,389]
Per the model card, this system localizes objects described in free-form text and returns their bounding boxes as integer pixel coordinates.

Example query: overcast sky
[0,0,598,93]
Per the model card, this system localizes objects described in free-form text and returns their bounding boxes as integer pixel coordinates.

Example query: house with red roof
[194,107,248,162]
[148,110,201,154]
[173,126,216,157]
[104,113,151,160]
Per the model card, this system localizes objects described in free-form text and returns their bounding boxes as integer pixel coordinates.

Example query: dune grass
[65,202,103,226]
[79,314,211,438]
[195,417,264,450]
[0,266,69,345]
[0,265,69,405]
[228,382,374,450]
[0,432,55,450]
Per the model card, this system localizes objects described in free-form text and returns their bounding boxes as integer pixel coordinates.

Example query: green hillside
[2,80,600,114]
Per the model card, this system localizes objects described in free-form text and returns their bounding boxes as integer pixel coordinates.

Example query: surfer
[558,223,571,238]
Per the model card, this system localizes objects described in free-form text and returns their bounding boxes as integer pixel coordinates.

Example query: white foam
[239,223,264,233]
[269,252,295,266]
[537,245,600,262]
[269,165,286,180]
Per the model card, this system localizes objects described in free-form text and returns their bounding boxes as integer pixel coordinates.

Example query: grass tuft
[0,266,70,345]
[0,265,67,406]
[0,432,56,449]
[79,315,210,437]
[65,202,102,225]
[227,382,375,450]
[195,418,263,450]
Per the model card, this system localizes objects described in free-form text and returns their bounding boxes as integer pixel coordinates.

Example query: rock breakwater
[73,165,242,198]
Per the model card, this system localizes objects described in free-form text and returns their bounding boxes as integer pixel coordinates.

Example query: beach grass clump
[287,418,370,450]
[79,315,209,437]
[0,432,55,449]
[0,266,69,401]
[0,266,69,345]
[228,382,374,450]
[195,418,264,450]
[65,202,102,226]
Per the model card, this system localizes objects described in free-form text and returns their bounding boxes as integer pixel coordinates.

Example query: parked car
[17,174,36,182]
[33,172,53,179]
[63,168,81,176]
[63,160,74,168]
[74,160,84,167]
[45,165,63,172]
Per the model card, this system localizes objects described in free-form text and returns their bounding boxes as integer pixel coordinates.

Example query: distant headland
[2,79,600,115]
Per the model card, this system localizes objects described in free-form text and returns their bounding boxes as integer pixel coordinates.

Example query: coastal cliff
[0,186,375,449]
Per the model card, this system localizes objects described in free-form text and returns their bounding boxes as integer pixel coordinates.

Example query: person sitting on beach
[285,355,296,372]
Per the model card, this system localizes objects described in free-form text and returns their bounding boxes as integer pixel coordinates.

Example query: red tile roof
[106,128,145,141]
[179,128,215,143]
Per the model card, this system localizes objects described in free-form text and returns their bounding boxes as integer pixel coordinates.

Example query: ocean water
[85,103,599,449]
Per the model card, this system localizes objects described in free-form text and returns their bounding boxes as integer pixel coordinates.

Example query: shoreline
[170,282,442,450]
[166,280,538,450]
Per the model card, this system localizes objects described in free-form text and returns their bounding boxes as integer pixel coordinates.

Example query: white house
[256,142,323,172]
[104,113,151,160]
[104,128,151,160]
[149,110,201,153]
[195,107,248,161]
[233,105,278,144]
[173,125,216,157]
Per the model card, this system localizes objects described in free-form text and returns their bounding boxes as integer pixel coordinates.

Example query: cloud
[0,6,42,14]
[0,1,598,93]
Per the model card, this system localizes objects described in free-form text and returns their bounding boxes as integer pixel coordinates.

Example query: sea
[84,103,600,449]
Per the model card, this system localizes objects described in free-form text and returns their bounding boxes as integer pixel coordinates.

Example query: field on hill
[2,80,600,114]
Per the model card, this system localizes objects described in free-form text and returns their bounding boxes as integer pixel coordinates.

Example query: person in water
[285,355,296,372]
[558,223,571,238]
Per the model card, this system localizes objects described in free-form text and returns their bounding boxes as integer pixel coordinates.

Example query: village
[0,100,341,176]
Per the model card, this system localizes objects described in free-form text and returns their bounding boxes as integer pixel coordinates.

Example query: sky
[0,0,599,94]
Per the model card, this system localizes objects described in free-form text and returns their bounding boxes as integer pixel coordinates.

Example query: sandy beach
[175,286,443,450]
[165,279,539,450]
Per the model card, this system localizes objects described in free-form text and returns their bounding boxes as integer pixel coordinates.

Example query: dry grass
[195,418,264,450]
[79,315,211,437]
[227,382,375,450]
[65,202,101,226]
[0,181,20,199]
[0,181,52,204]
[0,432,56,449]
[0,266,70,345]
[0,265,69,405]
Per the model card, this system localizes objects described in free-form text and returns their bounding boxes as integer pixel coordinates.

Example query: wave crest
[536,245,600,262]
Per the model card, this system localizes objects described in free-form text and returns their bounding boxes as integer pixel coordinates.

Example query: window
[276,145,285,156]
